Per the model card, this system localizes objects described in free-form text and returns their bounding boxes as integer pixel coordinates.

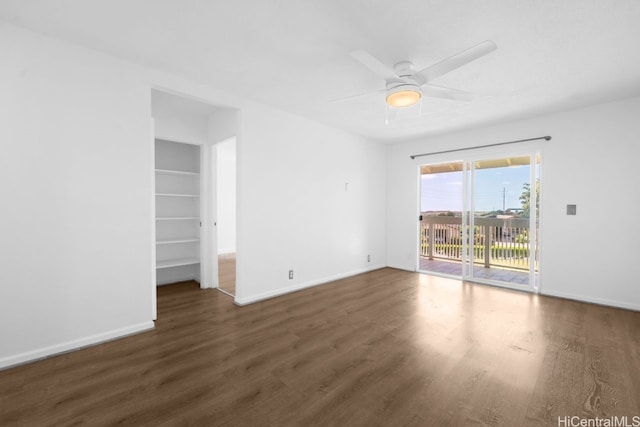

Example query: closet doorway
[154,139,202,287]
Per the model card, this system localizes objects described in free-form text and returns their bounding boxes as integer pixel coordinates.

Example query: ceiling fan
[348,40,497,109]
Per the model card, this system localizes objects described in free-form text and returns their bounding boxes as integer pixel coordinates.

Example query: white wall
[216,137,237,254]
[386,96,640,310]
[209,110,239,144]
[151,94,209,145]
[0,22,154,368]
[235,104,387,304]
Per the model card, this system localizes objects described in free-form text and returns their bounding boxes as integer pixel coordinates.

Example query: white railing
[420,216,537,271]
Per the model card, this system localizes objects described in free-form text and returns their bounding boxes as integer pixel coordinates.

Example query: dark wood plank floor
[1,268,639,426]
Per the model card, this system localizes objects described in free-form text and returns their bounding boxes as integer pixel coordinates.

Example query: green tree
[519,180,540,218]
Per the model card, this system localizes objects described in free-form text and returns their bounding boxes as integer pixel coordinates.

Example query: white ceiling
[2,0,640,143]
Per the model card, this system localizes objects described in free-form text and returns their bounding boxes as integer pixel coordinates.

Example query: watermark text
[558,416,640,427]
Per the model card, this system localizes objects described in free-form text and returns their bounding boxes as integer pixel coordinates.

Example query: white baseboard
[218,248,236,255]
[540,289,640,312]
[234,264,386,306]
[0,321,155,371]
[386,263,416,272]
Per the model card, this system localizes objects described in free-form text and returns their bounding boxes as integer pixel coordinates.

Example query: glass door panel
[469,156,533,286]
[419,161,464,277]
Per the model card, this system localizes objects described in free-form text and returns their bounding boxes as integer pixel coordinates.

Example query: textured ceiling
[2,0,640,142]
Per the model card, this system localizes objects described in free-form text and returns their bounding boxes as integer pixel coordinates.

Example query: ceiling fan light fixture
[386,85,422,107]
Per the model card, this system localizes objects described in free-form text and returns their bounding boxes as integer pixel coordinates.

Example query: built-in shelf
[156,237,200,245]
[155,193,200,198]
[156,216,200,221]
[156,258,200,269]
[155,139,201,284]
[155,168,200,177]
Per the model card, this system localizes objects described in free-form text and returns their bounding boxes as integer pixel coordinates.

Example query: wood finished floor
[218,252,236,296]
[1,268,639,426]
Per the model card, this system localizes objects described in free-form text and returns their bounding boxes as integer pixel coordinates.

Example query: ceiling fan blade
[350,50,400,82]
[413,40,497,85]
[329,88,387,103]
[422,85,476,102]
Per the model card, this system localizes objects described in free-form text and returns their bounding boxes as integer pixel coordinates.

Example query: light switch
[566,204,577,215]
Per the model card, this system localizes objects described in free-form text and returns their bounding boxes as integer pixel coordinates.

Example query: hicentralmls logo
[558,416,640,427]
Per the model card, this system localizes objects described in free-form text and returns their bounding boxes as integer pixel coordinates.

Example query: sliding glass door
[419,153,540,289]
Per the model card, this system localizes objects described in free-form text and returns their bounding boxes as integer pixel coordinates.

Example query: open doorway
[215,137,236,296]
[151,88,239,317]
[419,152,540,290]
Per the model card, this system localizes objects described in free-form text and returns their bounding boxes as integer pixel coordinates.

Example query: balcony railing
[420,216,537,271]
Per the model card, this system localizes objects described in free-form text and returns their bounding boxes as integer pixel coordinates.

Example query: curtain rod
[409,136,551,160]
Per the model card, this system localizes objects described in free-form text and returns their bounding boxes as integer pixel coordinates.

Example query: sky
[421,164,532,212]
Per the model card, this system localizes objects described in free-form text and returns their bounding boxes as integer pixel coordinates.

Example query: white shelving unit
[156,258,200,269]
[156,193,200,198]
[156,217,200,221]
[155,169,200,177]
[156,237,200,245]
[155,139,201,286]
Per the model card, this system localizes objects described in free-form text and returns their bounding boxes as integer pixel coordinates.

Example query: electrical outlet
[367,254,371,263]
[288,270,294,280]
